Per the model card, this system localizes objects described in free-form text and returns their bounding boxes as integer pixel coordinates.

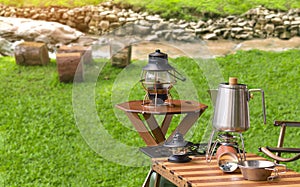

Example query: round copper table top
[115,100,208,115]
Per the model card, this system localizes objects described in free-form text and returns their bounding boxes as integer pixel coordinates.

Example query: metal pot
[238,160,286,181]
[212,77,266,132]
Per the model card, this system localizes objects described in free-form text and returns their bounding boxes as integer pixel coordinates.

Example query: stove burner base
[168,155,191,163]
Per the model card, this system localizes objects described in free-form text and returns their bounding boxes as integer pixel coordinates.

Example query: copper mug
[216,145,239,172]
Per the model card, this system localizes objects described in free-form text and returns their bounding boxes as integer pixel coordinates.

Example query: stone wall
[0,2,300,41]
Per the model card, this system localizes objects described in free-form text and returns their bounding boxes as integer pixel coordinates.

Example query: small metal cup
[216,145,239,172]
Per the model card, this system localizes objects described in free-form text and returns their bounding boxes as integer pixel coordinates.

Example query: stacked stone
[243,6,300,39]
[0,3,300,40]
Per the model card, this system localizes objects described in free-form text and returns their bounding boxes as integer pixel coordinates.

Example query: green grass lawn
[0,49,300,186]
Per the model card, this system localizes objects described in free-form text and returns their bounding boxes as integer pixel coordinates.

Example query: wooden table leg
[161,114,173,136]
[167,111,202,141]
[143,114,166,144]
[125,112,158,146]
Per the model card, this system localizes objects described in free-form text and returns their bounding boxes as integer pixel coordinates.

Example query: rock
[99,20,110,30]
[206,19,213,25]
[248,20,256,27]
[138,20,151,27]
[257,18,267,24]
[123,22,134,35]
[203,33,218,40]
[231,27,243,33]
[176,34,196,42]
[62,12,68,19]
[0,37,13,56]
[133,25,151,35]
[144,34,159,41]
[222,29,231,39]
[118,17,126,23]
[290,28,298,37]
[284,20,291,25]
[291,20,300,25]
[226,15,236,20]
[178,23,189,29]
[271,17,283,25]
[145,15,161,23]
[195,20,206,28]
[112,27,126,36]
[282,15,289,20]
[110,22,121,29]
[243,27,253,31]
[172,29,185,35]
[152,22,169,30]
[66,20,76,27]
[237,21,248,27]
[235,33,252,40]
[129,13,139,18]
[84,16,92,24]
[0,17,83,45]
[100,11,111,17]
[195,28,210,34]
[106,14,118,22]
[265,14,277,19]
[126,17,137,22]
[253,30,266,38]
[280,31,291,39]
[164,32,172,40]
[275,26,285,33]
[213,29,222,36]
[76,23,89,32]
[264,24,275,33]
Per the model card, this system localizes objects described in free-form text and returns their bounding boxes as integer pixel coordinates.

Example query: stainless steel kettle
[212,77,266,132]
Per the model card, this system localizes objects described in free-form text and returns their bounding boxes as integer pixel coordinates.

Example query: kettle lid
[219,77,247,89]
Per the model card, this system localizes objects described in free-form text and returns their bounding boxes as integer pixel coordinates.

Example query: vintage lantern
[140,49,185,106]
[164,132,191,163]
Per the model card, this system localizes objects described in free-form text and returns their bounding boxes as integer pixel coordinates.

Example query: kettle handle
[249,89,267,124]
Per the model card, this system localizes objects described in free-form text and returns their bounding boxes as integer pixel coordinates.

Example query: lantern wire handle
[168,69,186,81]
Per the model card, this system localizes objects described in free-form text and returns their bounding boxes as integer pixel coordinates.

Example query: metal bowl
[238,160,277,181]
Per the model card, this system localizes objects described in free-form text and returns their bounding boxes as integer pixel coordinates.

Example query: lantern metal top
[142,49,175,71]
[149,49,168,59]
[164,132,188,148]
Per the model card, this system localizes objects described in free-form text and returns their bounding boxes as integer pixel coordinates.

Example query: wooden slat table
[152,153,300,187]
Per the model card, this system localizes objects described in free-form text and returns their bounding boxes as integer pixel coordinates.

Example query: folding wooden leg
[167,111,201,141]
[125,112,157,146]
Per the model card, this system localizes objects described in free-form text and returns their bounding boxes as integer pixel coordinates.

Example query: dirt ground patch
[130,37,300,59]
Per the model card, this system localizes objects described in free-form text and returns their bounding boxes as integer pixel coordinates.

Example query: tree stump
[110,45,132,68]
[57,45,92,64]
[14,42,50,65]
[56,52,84,83]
